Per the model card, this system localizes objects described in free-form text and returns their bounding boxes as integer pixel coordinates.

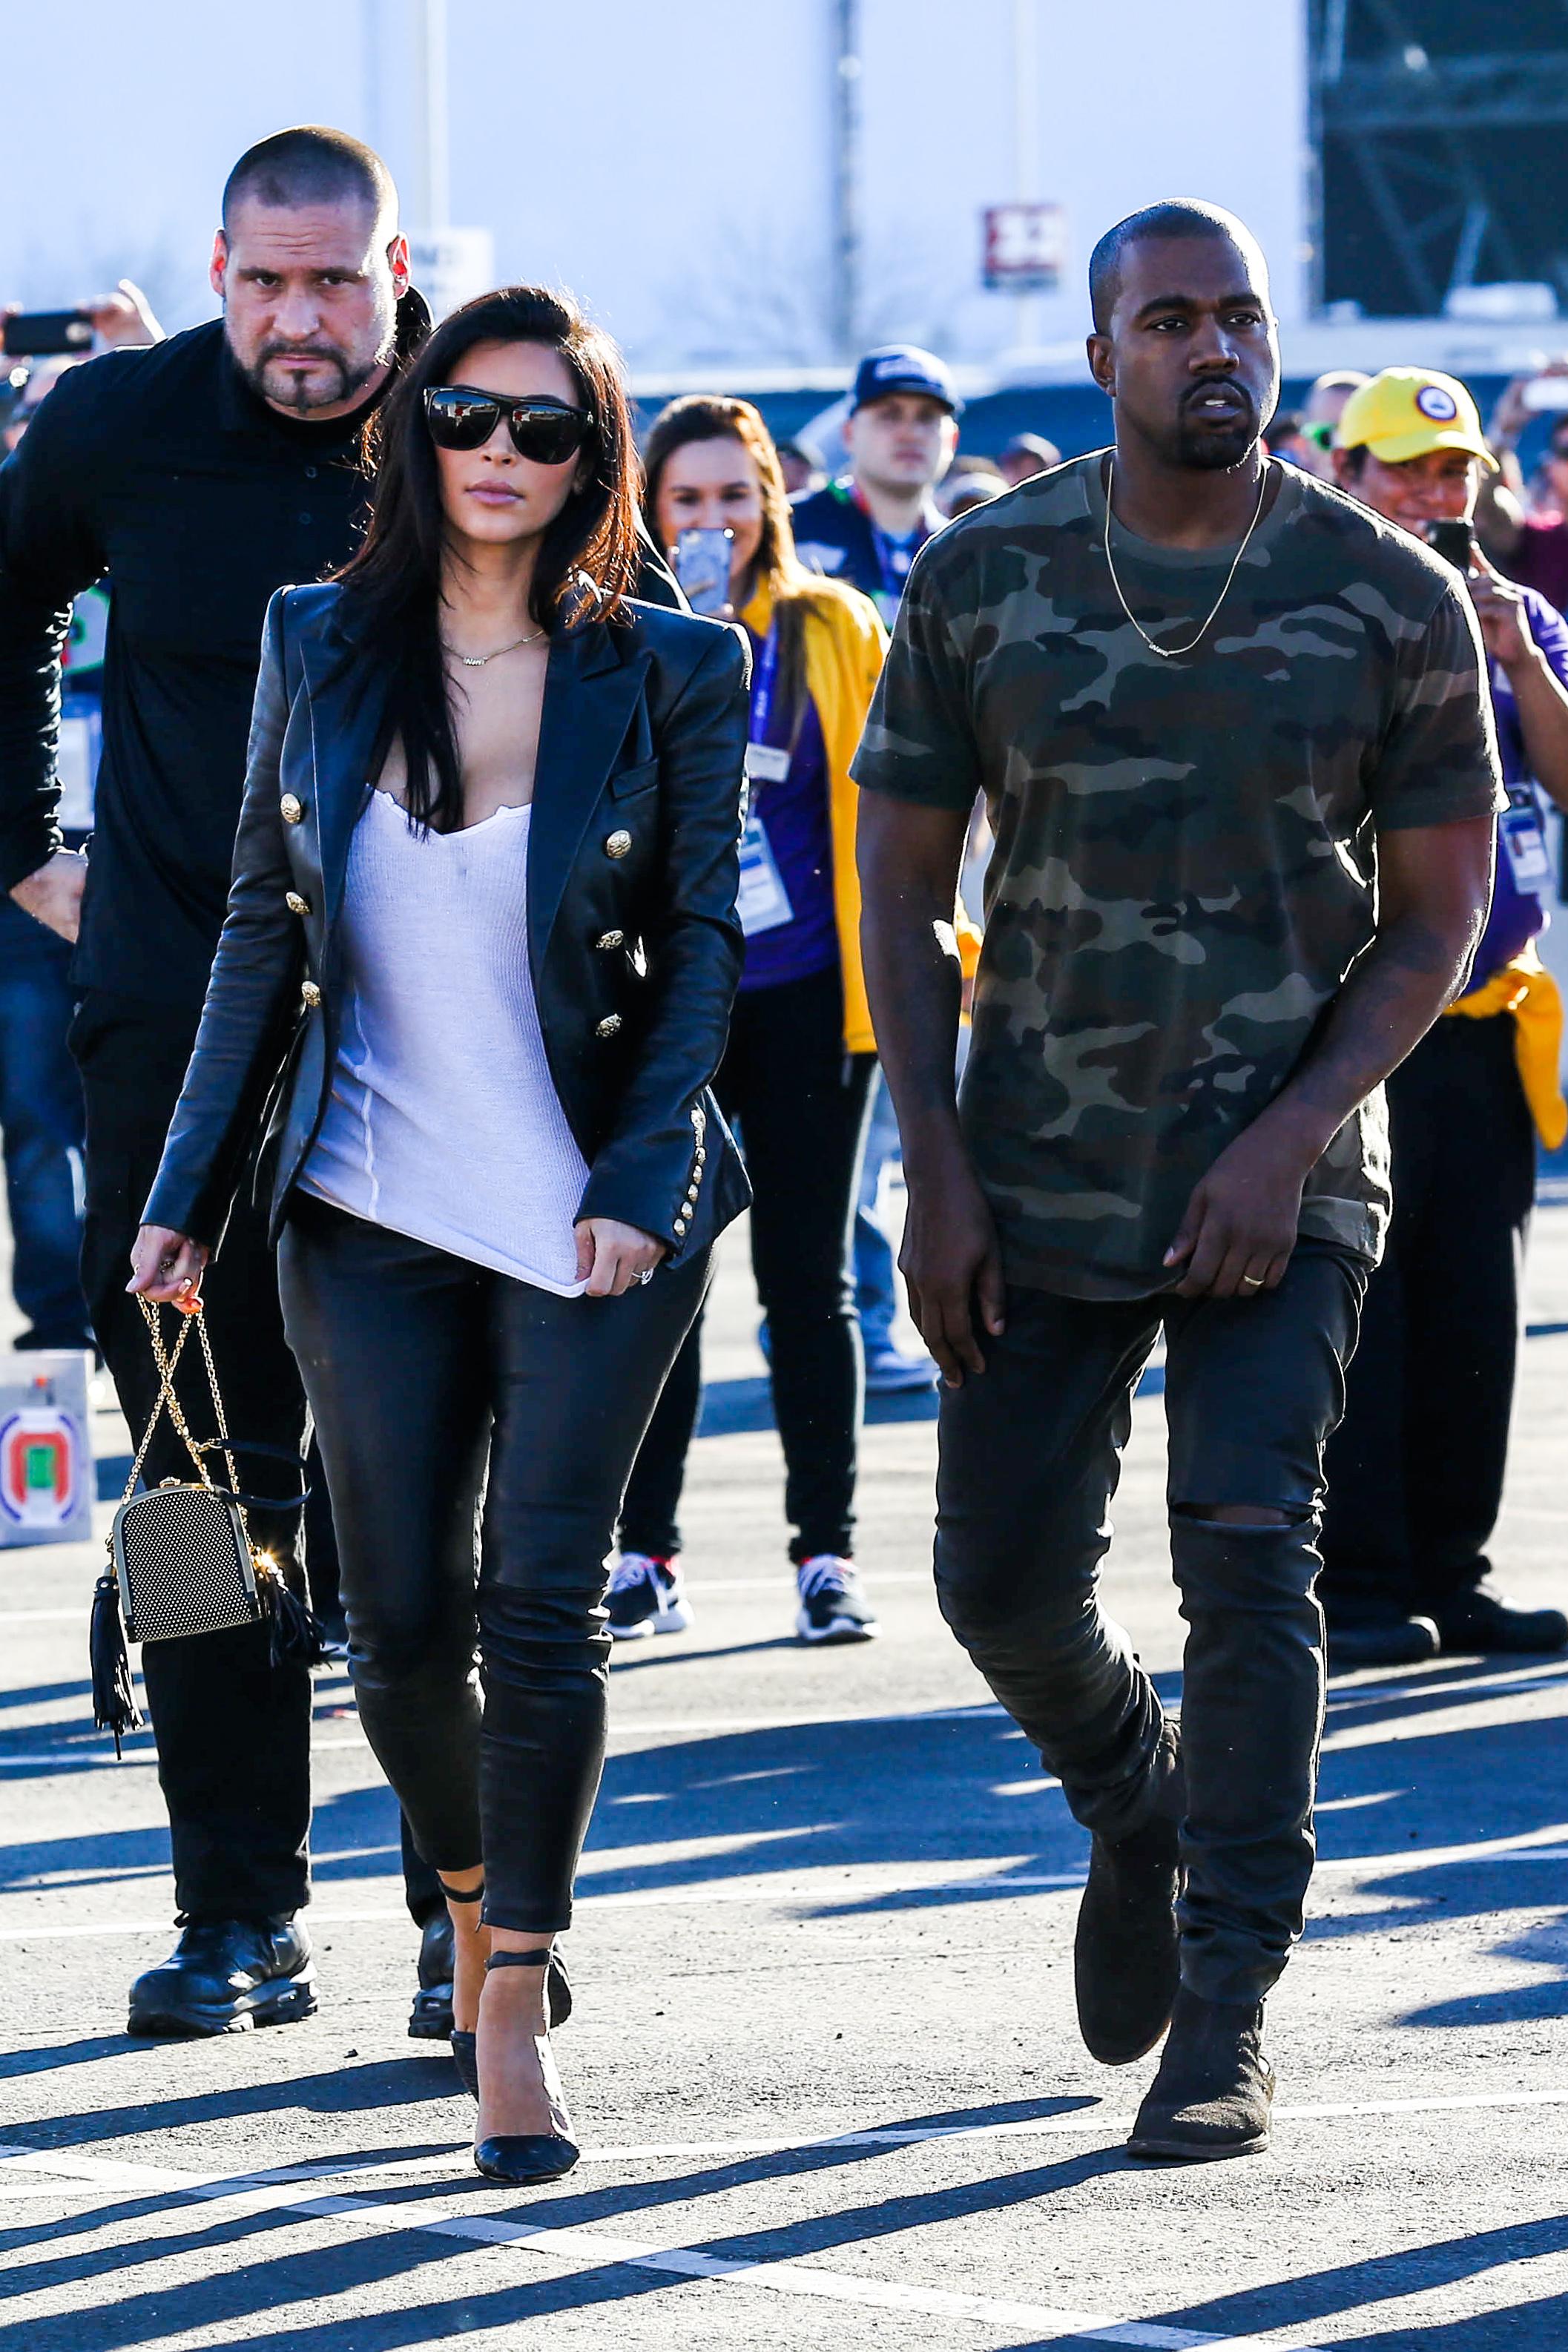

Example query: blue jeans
[854,1070,901,1354]
[0,923,90,1347]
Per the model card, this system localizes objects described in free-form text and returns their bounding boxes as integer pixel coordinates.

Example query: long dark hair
[642,395,834,744]
[335,285,640,831]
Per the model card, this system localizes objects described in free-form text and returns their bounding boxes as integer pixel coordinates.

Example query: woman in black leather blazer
[132,287,750,2187]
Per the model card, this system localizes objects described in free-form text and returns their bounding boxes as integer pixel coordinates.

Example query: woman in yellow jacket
[612,394,890,1645]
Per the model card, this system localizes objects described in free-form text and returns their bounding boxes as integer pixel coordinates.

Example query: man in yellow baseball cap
[1334,365,1498,474]
[1320,363,1568,1672]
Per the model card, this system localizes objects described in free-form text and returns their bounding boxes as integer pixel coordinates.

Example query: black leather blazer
[143,579,754,1265]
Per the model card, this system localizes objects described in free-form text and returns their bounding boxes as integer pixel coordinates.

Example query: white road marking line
[0,1876,1090,1942]
[662,1572,936,1594]
[1325,1659,1568,1704]
[0,1572,942,1624]
[183,2081,1568,2177]
[16,1822,1568,1944]
[7,2082,1568,2199]
[0,2141,1316,2350]
[0,1702,1021,1774]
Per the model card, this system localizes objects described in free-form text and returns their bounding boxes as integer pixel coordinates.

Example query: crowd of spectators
[1,283,1564,1673]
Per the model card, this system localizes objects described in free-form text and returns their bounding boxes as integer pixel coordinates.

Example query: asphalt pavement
[2,1190,1567,2349]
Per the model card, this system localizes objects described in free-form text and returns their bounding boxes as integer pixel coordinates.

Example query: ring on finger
[1239,1272,1265,1291]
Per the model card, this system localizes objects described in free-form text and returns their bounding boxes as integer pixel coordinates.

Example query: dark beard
[241,343,381,415]
[1173,415,1259,471]
[1171,381,1260,472]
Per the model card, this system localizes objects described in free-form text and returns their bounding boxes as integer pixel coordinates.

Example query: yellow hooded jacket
[739,575,980,1055]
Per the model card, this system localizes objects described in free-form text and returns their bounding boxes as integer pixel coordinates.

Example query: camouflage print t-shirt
[852,453,1503,1299]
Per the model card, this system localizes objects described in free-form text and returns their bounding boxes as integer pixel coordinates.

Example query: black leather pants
[933,1241,1364,2006]
[279,1196,711,1931]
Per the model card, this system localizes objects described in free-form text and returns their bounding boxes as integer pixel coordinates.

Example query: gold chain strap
[111,1297,248,1550]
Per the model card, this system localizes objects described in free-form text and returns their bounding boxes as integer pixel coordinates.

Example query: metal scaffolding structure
[1310,0,1568,317]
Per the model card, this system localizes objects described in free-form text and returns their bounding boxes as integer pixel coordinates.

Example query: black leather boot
[1325,1610,1440,1670]
[1435,1582,1568,1657]
[1074,1721,1184,2065]
[128,1916,316,2037]
[408,1911,455,2040]
[1127,1984,1275,2161]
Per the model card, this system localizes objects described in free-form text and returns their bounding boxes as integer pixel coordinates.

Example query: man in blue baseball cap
[793,345,963,1396]
[792,344,961,630]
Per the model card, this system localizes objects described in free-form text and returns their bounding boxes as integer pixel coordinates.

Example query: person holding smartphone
[1486,364,1568,611]
[130,286,751,2183]
[608,394,889,1646]
[1325,368,1568,1666]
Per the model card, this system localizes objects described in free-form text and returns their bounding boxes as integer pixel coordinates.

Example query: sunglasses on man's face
[424,383,594,466]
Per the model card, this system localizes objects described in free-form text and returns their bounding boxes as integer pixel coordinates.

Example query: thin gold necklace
[1102,456,1270,659]
[443,627,546,669]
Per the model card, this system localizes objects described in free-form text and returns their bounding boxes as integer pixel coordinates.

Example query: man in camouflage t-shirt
[856,201,1501,2161]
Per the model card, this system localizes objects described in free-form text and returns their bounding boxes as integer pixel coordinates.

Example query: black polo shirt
[0,319,412,1008]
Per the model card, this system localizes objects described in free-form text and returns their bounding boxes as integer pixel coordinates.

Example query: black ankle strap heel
[472,1952,581,2187]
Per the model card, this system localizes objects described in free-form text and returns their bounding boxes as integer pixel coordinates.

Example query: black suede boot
[1073,1720,1184,2065]
[1126,1983,1275,2161]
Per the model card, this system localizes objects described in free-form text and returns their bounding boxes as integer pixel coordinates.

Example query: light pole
[1012,0,1041,355]
[417,0,450,235]
[831,0,863,361]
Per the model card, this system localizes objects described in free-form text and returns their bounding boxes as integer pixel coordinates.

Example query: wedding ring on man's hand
[1239,1274,1264,1290]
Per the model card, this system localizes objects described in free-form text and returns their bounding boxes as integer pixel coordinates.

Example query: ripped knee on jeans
[1173,1501,1305,1529]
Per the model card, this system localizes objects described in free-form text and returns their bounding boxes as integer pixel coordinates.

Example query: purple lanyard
[749,622,780,742]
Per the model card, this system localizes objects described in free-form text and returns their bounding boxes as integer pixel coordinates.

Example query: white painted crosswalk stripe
[0,2141,1317,2348]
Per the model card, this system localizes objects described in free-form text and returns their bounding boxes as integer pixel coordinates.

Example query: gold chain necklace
[1102,456,1270,660]
[443,627,546,669]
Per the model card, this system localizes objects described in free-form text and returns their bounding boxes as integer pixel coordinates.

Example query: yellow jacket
[739,576,981,1055]
[1446,942,1567,1150]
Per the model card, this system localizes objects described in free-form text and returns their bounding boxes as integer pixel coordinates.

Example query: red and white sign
[983,202,1067,293]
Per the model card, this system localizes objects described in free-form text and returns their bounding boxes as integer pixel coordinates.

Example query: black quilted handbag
[90,1295,320,1752]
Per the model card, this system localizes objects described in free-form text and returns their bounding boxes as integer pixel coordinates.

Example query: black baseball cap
[850,344,961,416]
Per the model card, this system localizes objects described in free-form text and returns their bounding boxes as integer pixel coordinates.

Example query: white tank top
[300,788,588,1295]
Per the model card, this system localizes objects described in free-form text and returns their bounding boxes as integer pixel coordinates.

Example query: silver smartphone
[675,526,734,616]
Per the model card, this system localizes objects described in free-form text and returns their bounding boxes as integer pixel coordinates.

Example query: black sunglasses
[424,383,594,466]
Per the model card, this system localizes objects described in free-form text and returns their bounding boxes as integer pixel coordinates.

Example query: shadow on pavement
[1156,2211,1568,2347]
[0,2098,1121,2350]
[7,1660,1568,2016]
[0,2053,462,2150]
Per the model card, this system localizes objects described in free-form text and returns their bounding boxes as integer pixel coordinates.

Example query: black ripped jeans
[279,1196,711,1931]
[934,1240,1364,2006]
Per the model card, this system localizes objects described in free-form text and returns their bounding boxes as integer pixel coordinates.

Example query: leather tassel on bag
[90,1569,142,1757]
[258,1559,331,1668]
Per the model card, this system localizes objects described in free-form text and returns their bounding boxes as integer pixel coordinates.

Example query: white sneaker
[794,1555,879,1644]
[606,1552,691,1641]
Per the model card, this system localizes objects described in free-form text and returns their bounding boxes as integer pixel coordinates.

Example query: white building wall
[0,0,1307,369]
